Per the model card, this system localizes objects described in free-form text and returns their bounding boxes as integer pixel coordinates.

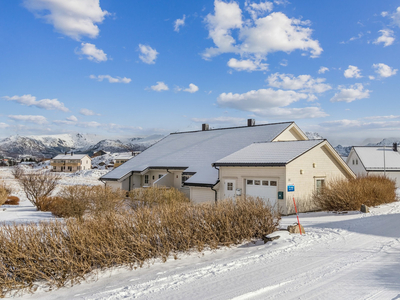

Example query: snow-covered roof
[52,154,89,160]
[214,140,324,166]
[352,146,400,170]
[101,122,294,186]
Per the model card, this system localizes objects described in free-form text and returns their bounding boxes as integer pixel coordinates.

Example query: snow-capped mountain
[366,138,400,147]
[305,132,324,140]
[0,133,164,158]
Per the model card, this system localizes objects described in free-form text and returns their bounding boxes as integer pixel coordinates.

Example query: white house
[51,153,92,172]
[346,144,400,187]
[100,120,354,213]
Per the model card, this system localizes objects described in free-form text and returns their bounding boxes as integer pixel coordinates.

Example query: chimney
[393,143,398,152]
[247,119,255,127]
[202,123,209,131]
[131,151,134,156]
[64,151,67,155]
[71,152,73,156]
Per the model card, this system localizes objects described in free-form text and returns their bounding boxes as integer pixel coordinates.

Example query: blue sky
[1,0,400,145]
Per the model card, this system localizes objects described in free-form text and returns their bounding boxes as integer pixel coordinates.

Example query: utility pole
[383,145,386,177]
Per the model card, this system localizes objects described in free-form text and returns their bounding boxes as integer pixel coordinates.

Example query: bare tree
[13,167,61,210]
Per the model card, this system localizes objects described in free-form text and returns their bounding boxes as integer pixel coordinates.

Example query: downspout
[211,165,220,204]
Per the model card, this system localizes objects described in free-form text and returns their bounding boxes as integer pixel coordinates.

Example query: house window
[254,180,260,185]
[356,159,358,165]
[68,166,72,171]
[316,179,325,193]
[270,181,277,186]
[227,182,233,190]
[352,160,355,165]
[53,166,56,170]
[159,174,163,179]
[152,176,155,180]
[144,175,149,184]
[262,180,269,186]
[247,180,253,185]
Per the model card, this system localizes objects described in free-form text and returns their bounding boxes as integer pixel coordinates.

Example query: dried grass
[313,175,398,211]
[5,196,20,206]
[0,197,280,297]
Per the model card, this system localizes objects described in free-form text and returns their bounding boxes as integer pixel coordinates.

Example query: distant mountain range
[0,133,164,158]
[0,131,398,159]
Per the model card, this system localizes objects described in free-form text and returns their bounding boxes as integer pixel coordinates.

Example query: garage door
[246,179,277,206]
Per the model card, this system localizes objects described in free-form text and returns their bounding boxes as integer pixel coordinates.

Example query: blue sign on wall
[287,184,295,192]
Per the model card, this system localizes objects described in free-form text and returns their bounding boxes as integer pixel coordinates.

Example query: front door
[224,180,236,199]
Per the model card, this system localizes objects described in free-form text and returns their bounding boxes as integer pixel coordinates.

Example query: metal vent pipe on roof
[202,123,209,131]
[247,119,255,126]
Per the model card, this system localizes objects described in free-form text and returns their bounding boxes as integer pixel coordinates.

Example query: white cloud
[183,83,199,93]
[174,15,186,32]
[280,59,288,67]
[369,75,375,80]
[203,1,322,62]
[151,82,169,92]
[344,65,362,78]
[266,73,332,94]
[382,7,400,28]
[89,74,131,83]
[319,119,400,131]
[76,42,107,62]
[0,123,9,129]
[227,58,268,71]
[217,88,327,118]
[3,94,69,112]
[373,29,395,47]
[330,83,371,103]
[245,1,273,19]
[372,63,398,78]
[80,108,100,116]
[9,115,47,124]
[364,115,400,120]
[138,44,158,64]
[66,115,78,122]
[23,0,109,40]
[318,66,329,74]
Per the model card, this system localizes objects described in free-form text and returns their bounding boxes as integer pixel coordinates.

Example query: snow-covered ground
[11,199,399,299]
[2,166,400,299]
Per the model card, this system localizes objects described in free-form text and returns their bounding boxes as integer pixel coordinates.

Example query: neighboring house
[92,150,108,158]
[100,120,354,212]
[346,144,400,187]
[114,152,141,168]
[51,153,92,172]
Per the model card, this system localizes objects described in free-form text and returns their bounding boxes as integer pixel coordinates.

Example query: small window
[316,179,325,193]
[262,180,269,186]
[270,181,277,186]
[356,159,358,165]
[144,175,149,184]
[247,180,253,185]
[227,182,233,190]
[152,175,155,180]
[53,166,56,170]
[254,180,260,185]
[352,160,355,165]
[68,166,72,171]
[159,174,163,179]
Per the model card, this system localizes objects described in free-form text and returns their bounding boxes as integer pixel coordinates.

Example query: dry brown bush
[128,186,190,208]
[0,187,7,206]
[12,168,61,210]
[0,197,280,297]
[313,175,397,211]
[5,196,20,206]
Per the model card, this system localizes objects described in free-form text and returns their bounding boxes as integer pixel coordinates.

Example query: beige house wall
[105,181,122,190]
[285,143,351,214]
[190,186,215,204]
[273,124,308,142]
[218,166,286,211]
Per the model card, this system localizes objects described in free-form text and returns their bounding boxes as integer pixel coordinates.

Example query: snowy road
[20,201,400,300]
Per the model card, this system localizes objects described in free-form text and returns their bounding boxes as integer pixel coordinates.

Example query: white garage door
[246,179,278,206]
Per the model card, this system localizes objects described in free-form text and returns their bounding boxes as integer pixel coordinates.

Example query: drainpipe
[211,165,220,204]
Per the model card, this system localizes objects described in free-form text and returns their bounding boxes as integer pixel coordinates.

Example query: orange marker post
[292,196,302,235]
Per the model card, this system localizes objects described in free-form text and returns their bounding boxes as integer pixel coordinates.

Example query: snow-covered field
[2,166,400,299]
